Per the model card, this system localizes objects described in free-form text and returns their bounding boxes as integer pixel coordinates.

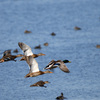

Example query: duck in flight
[0,50,23,63]
[18,42,53,77]
[18,42,45,59]
[44,60,71,73]
[19,53,45,61]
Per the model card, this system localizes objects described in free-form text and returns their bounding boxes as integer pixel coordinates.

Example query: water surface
[0,0,100,100]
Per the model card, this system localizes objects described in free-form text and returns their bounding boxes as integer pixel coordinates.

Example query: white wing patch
[30,58,39,73]
[18,42,40,73]
[18,42,33,56]
[26,56,39,73]
[24,49,33,56]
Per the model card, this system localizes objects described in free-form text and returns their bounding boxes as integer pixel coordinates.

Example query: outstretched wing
[18,42,33,56]
[44,60,57,69]
[3,50,11,57]
[25,56,39,73]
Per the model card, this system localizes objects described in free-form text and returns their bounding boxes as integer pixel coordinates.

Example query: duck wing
[18,42,33,56]
[25,56,39,73]
[56,61,70,73]
[44,60,56,69]
[3,50,11,57]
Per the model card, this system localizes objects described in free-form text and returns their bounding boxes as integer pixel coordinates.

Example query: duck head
[63,60,71,63]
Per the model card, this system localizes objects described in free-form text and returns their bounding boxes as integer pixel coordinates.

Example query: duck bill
[0,59,4,63]
[42,54,46,56]
[50,71,53,73]
[68,61,71,63]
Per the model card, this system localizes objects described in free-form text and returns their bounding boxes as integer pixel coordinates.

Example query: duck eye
[24,49,28,52]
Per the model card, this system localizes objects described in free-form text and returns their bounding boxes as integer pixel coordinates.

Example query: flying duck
[44,60,71,73]
[18,42,53,77]
[20,53,45,61]
[0,50,23,63]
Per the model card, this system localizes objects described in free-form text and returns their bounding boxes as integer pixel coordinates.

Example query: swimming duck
[74,26,81,30]
[44,42,49,46]
[44,60,71,73]
[18,42,53,77]
[51,32,56,36]
[0,50,23,63]
[34,45,41,49]
[56,93,67,100]
[20,53,45,61]
[30,80,50,88]
[13,49,19,53]
[24,30,32,34]
[96,45,100,48]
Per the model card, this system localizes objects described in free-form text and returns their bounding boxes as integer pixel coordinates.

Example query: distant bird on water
[13,49,19,53]
[24,30,32,34]
[96,45,100,48]
[44,42,49,46]
[74,26,81,30]
[34,45,41,49]
[51,32,56,36]
[44,60,71,73]
[56,93,67,100]
[30,80,50,88]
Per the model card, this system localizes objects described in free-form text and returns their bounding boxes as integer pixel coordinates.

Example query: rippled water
[0,0,100,100]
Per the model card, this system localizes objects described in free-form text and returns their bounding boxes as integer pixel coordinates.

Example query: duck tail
[30,85,35,87]
[24,74,30,78]
[67,70,70,73]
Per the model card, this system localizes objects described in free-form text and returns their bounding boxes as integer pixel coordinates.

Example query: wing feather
[45,60,56,69]
[18,42,33,56]
[25,56,39,73]
[56,61,70,73]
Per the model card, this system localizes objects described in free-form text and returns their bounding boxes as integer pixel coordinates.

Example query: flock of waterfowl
[0,50,23,63]
[0,42,71,99]
[1,28,99,99]
[18,42,71,78]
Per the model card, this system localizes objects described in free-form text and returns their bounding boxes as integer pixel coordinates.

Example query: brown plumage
[34,45,41,49]
[20,53,45,61]
[44,42,49,46]
[25,70,53,78]
[24,30,32,34]
[44,60,71,73]
[56,93,67,100]
[0,54,23,63]
[96,45,100,48]
[13,49,18,53]
[30,80,50,88]
[3,50,11,56]
[18,42,53,78]
[51,32,56,36]
[0,50,23,63]
[74,26,81,30]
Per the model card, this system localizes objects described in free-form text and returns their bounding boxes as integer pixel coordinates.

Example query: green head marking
[63,60,71,63]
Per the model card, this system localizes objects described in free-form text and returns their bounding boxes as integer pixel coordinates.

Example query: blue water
[0,0,100,100]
